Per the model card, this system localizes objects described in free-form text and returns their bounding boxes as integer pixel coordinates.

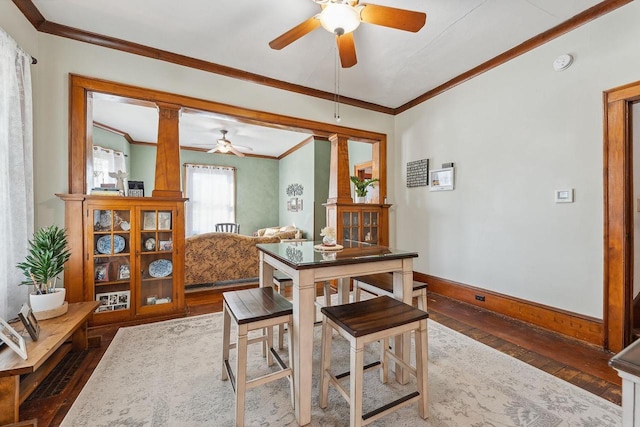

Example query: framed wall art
[429,167,455,191]
[406,159,429,187]
[287,197,303,212]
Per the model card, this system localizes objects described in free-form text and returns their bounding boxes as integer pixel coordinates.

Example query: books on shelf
[90,188,123,196]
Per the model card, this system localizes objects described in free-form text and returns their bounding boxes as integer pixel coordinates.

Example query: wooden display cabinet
[58,195,186,326]
[325,202,390,247]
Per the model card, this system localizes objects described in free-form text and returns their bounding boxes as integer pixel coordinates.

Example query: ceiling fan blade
[207,146,220,153]
[359,4,426,32]
[337,32,357,68]
[228,145,246,157]
[269,17,321,50]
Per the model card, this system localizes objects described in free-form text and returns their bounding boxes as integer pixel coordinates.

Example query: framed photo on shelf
[118,264,130,280]
[128,180,144,197]
[429,167,455,191]
[159,240,173,251]
[95,262,110,282]
[158,212,171,230]
[18,304,40,341]
[143,211,156,230]
[96,290,130,312]
[0,318,27,359]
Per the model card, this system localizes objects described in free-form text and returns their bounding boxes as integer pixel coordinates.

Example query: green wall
[92,127,131,179]
[279,142,315,238]
[278,139,331,240]
[314,141,331,240]
[128,144,280,235]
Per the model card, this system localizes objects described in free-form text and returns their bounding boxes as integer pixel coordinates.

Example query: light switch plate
[555,189,574,203]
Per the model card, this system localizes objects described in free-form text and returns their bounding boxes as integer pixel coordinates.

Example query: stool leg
[221,303,231,381]
[418,289,427,311]
[350,341,365,427]
[380,337,389,384]
[267,325,274,366]
[319,318,333,409]
[286,316,295,409]
[235,323,248,427]
[415,319,429,419]
[354,281,362,302]
[278,283,285,350]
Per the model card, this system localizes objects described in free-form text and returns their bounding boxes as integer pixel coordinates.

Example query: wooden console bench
[0,301,99,425]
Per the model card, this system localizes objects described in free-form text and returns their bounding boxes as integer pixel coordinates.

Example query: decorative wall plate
[145,238,156,251]
[149,259,172,278]
[97,235,126,254]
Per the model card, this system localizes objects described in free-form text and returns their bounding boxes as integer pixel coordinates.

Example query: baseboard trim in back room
[415,272,603,347]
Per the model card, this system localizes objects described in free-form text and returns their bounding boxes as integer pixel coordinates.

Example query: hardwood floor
[18,290,622,426]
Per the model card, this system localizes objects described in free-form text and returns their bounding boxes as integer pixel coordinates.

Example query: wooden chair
[215,222,240,233]
[353,272,427,310]
[221,287,294,426]
[319,296,429,426]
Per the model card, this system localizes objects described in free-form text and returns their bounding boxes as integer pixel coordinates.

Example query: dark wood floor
[18,289,622,426]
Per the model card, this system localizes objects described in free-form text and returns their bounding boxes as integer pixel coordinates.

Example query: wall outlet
[475,295,485,302]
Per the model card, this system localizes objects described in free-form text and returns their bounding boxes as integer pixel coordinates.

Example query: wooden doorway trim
[604,80,640,352]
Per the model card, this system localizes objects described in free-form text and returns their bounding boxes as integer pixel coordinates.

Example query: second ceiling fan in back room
[207,130,253,157]
[269,0,427,68]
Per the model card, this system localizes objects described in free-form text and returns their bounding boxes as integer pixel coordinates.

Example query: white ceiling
[30,0,605,156]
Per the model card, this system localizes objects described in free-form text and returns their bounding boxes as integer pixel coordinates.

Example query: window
[92,145,126,188]
[185,163,236,236]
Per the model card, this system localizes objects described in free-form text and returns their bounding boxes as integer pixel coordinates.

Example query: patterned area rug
[62,312,621,426]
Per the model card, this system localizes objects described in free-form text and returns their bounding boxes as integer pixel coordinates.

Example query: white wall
[395,1,640,319]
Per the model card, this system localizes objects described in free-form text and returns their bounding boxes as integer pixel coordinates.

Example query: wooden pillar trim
[327,133,353,204]
[153,102,183,198]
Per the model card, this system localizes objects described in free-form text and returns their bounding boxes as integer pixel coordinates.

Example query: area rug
[61,312,621,426]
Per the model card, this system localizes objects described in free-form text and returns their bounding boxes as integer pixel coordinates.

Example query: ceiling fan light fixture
[320,3,361,35]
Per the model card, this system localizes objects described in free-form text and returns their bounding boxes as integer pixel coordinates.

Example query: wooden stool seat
[221,287,294,426]
[353,273,427,310]
[320,296,429,426]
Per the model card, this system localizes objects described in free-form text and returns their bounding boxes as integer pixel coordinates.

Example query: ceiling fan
[269,0,427,68]
[207,130,253,157]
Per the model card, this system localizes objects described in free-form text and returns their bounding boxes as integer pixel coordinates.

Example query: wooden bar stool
[221,287,294,426]
[319,295,429,427]
[353,273,427,310]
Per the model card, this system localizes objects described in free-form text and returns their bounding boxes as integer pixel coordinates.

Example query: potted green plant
[350,176,379,203]
[16,225,71,314]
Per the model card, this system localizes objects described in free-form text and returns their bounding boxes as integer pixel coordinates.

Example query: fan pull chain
[334,44,341,123]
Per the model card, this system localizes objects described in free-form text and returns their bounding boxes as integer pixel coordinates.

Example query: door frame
[604,80,640,352]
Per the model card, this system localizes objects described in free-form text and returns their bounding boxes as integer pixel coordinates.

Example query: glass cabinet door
[90,208,133,315]
[137,209,175,312]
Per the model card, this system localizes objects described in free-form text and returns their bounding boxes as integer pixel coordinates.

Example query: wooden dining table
[257,240,419,426]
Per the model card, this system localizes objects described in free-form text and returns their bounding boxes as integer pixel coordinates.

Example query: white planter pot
[355,196,366,203]
[30,288,66,313]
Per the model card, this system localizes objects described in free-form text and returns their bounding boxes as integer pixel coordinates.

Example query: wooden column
[326,133,353,204]
[153,102,183,198]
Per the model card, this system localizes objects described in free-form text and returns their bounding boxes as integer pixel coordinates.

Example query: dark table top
[610,339,640,378]
[257,240,418,270]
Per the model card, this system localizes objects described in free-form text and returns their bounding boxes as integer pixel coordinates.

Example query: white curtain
[0,27,34,320]
[185,164,235,236]
[92,145,127,188]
